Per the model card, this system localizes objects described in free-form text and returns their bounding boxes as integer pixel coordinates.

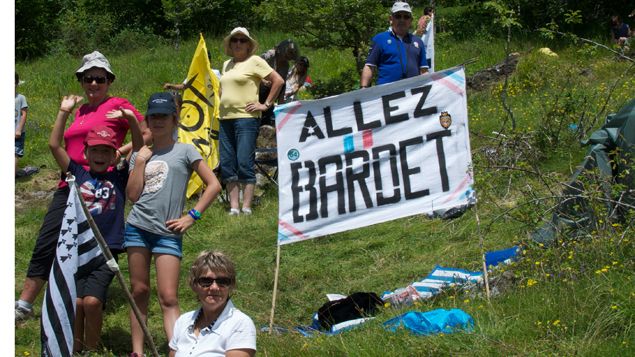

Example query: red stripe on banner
[438,78,464,95]
[279,220,308,240]
[362,129,373,149]
[442,174,471,203]
[429,72,464,95]
[276,103,303,133]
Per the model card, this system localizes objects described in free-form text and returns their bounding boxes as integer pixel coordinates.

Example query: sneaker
[241,208,252,215]
[15,302,33,322]
[229,208,240,216]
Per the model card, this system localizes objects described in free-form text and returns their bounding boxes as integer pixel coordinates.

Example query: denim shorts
[123,224,183,258]
[15,133,25,157]
[219,118,259,184]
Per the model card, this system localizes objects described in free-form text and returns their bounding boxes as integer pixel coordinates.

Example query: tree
[16,0,62,60]
[259,0,387,71]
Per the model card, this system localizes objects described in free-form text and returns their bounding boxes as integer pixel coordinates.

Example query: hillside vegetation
[15,11,635,357]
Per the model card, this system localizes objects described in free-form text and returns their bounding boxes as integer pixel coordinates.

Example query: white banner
[423,15,435,72]
[275,67,473,245]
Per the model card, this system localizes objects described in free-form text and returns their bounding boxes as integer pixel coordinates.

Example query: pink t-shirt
[59,96,144,188]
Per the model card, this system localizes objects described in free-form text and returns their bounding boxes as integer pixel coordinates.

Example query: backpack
[316,292,383,330]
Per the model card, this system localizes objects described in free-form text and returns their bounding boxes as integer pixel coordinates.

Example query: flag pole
[268,244,282,334]
[474,198,491,301]
[71,179,160,357]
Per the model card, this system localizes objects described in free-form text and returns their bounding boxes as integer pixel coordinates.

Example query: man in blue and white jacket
[360,1,428,88]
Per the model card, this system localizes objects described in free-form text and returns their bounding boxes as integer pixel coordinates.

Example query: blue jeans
[15,132,25,157]
[219,118,259,184]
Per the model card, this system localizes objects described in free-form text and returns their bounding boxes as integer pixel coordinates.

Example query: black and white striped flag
[41,182,106,356]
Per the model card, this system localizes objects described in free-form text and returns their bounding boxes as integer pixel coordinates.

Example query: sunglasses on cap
[83,76,108,84]
[393,14,412,20]
[196,276,232,288]
[230,37,249,44]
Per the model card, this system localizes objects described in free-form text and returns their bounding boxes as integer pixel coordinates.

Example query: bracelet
[188,209,202,221]
[59,108,72,114]
[264,101,272,109]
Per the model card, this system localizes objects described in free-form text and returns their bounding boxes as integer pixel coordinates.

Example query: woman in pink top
[15,51,151,323]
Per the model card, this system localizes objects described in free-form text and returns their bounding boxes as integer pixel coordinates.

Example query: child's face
[85,145,116,173]
[148,114,177,136]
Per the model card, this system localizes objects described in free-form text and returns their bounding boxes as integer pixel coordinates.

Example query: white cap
[75,51,115,80]
[391,2,412,14]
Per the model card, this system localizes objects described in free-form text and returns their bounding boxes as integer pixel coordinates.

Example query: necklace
[194,308,218,331]
[78,96,110,125]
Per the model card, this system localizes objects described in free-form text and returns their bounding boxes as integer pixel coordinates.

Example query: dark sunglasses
[230,37,249,44]
[83,76,107,84]
[393,14,412,20]
[196,276,232,288]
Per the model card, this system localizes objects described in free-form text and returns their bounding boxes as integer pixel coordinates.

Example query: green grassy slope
[15,32,634,356]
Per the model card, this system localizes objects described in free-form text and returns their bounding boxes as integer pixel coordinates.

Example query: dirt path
[15,168,59,213]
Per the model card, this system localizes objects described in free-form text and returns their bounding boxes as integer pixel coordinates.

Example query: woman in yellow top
[219,27,283,216]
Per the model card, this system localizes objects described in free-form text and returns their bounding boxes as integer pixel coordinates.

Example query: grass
[14,27,635,356]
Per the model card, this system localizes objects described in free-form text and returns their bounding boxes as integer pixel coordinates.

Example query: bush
[108,28,168,54]
[15,0,62,60]
[51,4,117,56]
[436,4,497,39]
[308,68,359,99]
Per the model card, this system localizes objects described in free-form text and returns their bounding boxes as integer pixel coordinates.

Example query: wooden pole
[71,179,160,357]
[268,244,282,334]
[474,198,491,301]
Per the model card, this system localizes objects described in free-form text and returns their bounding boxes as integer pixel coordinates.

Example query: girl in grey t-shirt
[123,92,222,354]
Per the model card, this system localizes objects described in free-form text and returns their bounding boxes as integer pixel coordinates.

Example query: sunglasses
[393,14,412,20]
[196,276,232,288]
[230,37,249,44]
[83,76,107,84]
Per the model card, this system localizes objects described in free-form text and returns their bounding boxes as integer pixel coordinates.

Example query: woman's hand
[166,215,195,234]
[245,102,268,113]
[60,95,83,113]
[106,107,134,120]
[135,145,153,163]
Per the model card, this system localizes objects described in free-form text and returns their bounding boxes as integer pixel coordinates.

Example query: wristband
[188,209,202,221]
[60,108,72,114]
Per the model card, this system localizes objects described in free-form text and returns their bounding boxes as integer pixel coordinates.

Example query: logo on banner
[287,149,300,161]
[439,111,452,129]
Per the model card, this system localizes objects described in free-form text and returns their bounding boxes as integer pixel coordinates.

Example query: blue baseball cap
[146,92,177,116]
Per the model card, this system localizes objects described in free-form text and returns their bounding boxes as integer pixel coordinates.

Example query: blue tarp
[383,308,474,336]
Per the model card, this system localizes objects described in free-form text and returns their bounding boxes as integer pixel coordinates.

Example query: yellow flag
[178,34,220,198]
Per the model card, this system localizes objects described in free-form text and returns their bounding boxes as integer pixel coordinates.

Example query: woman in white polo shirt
[169,251,256,357]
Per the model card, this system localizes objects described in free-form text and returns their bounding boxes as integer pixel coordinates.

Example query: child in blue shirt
[15,73,28,176]
[49,94,144,353]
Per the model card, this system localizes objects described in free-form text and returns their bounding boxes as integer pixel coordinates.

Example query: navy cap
[146,92,177,116]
